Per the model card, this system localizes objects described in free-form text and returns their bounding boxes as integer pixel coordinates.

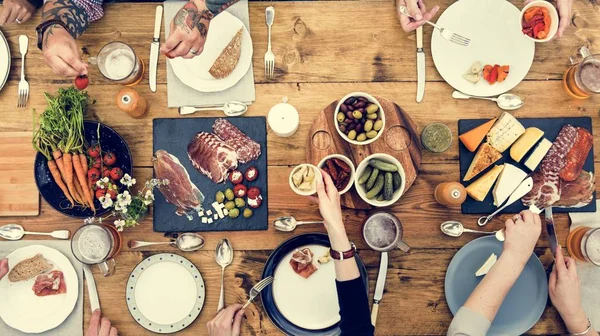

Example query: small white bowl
[354,153,405,207]
[317,154,356,195]
[334,92,385,146]
[520,1,559,43]
[289,164,322,196]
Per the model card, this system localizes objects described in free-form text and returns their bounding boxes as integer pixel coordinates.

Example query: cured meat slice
[555,171,595,208]
[559,128,593,182]
[187,132,238,183]
[289,248,319,279]
[154,150,205,220]
[33,271,66,297]
[212,119,261,163]
[522,171,561,208]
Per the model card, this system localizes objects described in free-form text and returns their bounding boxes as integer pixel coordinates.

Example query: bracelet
[571,318,592,336]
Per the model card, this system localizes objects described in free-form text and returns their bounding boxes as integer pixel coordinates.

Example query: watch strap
[330,242,357,261]
[36,20,70,50]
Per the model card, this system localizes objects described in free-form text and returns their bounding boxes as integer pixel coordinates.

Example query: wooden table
[0,0,599,334]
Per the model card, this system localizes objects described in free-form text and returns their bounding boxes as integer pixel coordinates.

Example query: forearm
[328,225,360,282]
[42,0,90,38]
[561,309,598,336]
[191,0,239,16]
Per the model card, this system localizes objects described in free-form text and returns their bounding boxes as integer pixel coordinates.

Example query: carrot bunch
[32,86,96,213]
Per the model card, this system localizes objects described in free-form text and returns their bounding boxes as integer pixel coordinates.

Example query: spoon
[179,101,248,116]
[0,224,70,240]
[440,221,504,241]
[273,216,324,232]
[216,238,233,312]
[452,91,524,110]
[128,233,205,252]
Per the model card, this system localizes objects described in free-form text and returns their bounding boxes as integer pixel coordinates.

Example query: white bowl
[354,153,405,207]
[334,92,385,146]
[520,1,559,42]
[289,164,322,196]
[317,154,356,195]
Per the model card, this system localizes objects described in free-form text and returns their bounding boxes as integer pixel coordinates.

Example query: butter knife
[83,265,100,312]
[371,251,388,327]
[416,26,425,103]
[149,5,163,93]
[545,207,559,256]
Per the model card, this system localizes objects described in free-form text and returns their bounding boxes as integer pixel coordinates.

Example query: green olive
[367,113,378,120]
[366,130,378,139]
[337,112,345,123]
[352,111,363,119]
[366,104,379,114]
[356,133,367,142]
[228,208,240,218]
[215,191,225,203]
[235,198,245,208]
[374,120,384,131]
[224,189,234,201]
[243,208,253,218]
[348,130,357,140]
[225,201,236,210]
[364,120,373,132]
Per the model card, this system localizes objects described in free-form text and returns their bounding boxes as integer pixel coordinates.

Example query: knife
[83,265,100,312]
[149,5,163,93]
[416,26,425,103]
[371,252,388,327]
[544,207,559,256]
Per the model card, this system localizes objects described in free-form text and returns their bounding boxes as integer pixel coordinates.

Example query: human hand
[86,309,118,336]
[162,0,213,59]
[207,304,245,336]
[0,258,8,280]
[524,0,572,38]
[502,210,542,265]
[42,25,88,77]
[396,0,439,32]
[0,0,36,26]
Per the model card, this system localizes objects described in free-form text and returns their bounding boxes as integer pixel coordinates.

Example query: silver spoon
[440,221,505,241]
[127,233,205,252]
[216,238,233,312]
[179,101,248,116]
[452,91,524,110]
[273,216,324,232]
[0,224,70,240]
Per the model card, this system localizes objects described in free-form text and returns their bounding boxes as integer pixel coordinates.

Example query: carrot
[73,151,95,213]
[47,160,74,207]
[62,152,81,205]
[52,150,67,182]
[73,178,88,208]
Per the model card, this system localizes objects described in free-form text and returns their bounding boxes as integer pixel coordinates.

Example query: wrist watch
[35,20,70,50]
[330,242,357,261]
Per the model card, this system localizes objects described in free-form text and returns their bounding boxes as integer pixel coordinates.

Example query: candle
[268,101,299,137]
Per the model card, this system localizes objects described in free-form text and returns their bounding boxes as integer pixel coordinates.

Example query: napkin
[163,0,256,108]
[569,200,600,330]
[0,241,84,336]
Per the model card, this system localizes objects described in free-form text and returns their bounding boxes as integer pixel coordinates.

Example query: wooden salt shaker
[116,87,148,118]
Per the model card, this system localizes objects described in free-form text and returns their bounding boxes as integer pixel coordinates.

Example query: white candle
[268,102,299,137]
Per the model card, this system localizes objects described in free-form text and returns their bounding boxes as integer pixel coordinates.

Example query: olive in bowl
[334,92,385,146]
[354,153,405,207]
[317,154,356,195]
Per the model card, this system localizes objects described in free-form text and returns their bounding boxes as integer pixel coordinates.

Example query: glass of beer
[71,223,123,276]
[566,226,600,267]
[562,47,600,99]
[96,41,144,86]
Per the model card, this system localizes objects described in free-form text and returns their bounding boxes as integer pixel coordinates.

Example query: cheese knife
[478,177,534,226]
[544,207,559,256]
[83,265,100,312]
[371,251,388,327]
[416,26,425,103]
[149,5,163,93]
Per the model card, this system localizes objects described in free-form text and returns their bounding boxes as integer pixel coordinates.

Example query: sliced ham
[289,248,319,279]
[212,119,261,164]
[187,132,238,183]
[32,271,66,297]
[555,171,595,208]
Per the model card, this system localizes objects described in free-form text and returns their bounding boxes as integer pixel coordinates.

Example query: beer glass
[566,226,600,267]
[362,212,410,252]
[96,42,144,86]
[562,47,600,99]
[71,223,122,276]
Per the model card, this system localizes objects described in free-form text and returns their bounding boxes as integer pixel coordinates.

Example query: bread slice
[8,254,53,282]
[467,165,504,201]
[209,28,243,79]
[463,143,502,182]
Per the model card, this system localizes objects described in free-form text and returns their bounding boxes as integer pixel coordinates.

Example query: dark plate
[34,121,133,218]
[261,233,369,336]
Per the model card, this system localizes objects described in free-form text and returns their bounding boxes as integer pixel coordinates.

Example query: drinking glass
[566,227,600,267]
[71,223,122,276]
[96,41,144,86]
[362,212,410,252]
[562,47,600,99]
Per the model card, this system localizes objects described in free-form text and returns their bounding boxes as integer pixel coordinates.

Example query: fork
[242,276,274,309]
[398,5,470,47]
[17,35,29,108]
[264,6,275,79]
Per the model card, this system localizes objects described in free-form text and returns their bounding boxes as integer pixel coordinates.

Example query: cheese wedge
[510,127,545,162]
[525,138,553,171]
[464,143,503,182]
[492,163,527,206]
[475,253,498,277]
[486,112,526,153]
[459,118,497,152]
[466,165,504,201]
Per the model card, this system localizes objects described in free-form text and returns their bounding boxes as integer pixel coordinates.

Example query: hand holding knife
[544,207,559,257]
[416,26,425,102]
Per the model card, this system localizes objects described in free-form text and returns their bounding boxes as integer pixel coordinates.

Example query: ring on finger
[189,49,198,55]
[15,19,22,24]
[513,215,522,222]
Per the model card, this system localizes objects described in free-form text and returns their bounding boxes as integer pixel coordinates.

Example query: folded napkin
[0,241,84,336]
[164,0,255,108]
[569,200,600,330]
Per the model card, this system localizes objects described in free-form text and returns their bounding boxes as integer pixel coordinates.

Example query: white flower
[114,219,125,232]
[143,190,155,205]
[120,174,136,187]
[117,191,132,207]
[96,177,108,189]
[99,196,113,209]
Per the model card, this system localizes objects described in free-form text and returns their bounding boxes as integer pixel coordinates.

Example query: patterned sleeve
[447,306,491,336]
[204,0,240,15]
[72,0,103,22]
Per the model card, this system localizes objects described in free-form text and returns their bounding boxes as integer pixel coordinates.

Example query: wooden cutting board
[0,132,39,216]
[307,96,422,209]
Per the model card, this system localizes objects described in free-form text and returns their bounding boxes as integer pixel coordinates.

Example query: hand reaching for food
[42,25,88,77]
[206,304,245,336]
[0,258,8,280]
[162,0,214,59]
[502,210,542,266]
[396,0,439,32]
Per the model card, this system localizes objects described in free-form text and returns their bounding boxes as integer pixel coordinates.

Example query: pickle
[376,194,384,201]
[366,175,385,199]
[366,167,380,190]
[358,166,372,184]
[369,159,398,172]
[384,172,393,201]
[393,172,402,190]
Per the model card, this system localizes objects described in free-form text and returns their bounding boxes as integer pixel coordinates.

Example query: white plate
[272,244,340,330]
[168,11,252,92]
[431,0,535,97]
[0,245,79,333]
[0,29,10,92]
[126,253,205,334]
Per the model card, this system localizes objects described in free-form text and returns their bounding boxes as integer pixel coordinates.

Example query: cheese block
[492,163,527,206]
[463,143,503,182]
[510,127,544,162]
[525,138,553,171]
[466,165,504,201]
[459,118,497,152]
[486,112,526,153]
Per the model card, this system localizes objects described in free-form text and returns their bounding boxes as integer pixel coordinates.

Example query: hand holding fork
[242,276,273,309]
[398,5,470,46]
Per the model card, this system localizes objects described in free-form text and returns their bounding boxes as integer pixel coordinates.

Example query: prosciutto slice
[212,119,261,163]
[289,248,319,279]
[32,271,66,297]
[154,150,205,220]
[555,171,595,208]
[187,132,238,183]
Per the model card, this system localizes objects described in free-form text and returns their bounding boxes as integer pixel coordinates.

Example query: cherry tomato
[229,170,244,184]
[103,152,116,166]
[110,167,123,181]
[74,75,89,90]
[102,166,111,178]
[247,187,261,199]
[92,156,102,169]
[87,167,101,181]
[233,184,247,198]
[87,144,100,159]
[245,167,258,182]
[95,188,106,200]
[106,188,118,200]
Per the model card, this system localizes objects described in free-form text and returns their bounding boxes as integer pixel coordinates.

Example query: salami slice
[559,128,593,182]
[213,119,261,163]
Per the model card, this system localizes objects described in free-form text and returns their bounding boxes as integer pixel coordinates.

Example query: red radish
[103,152,116,165]
[95,188,106,200]
[87,144,100,158]
[87,167,101,180]
[74,75,89,90]
[110,167,123,181]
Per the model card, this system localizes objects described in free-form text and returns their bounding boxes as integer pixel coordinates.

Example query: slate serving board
[459,117,596,215]
[153,117,268,232]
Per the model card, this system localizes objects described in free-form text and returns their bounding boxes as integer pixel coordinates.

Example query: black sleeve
[27,0,43,8]
[336,277,375,336]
